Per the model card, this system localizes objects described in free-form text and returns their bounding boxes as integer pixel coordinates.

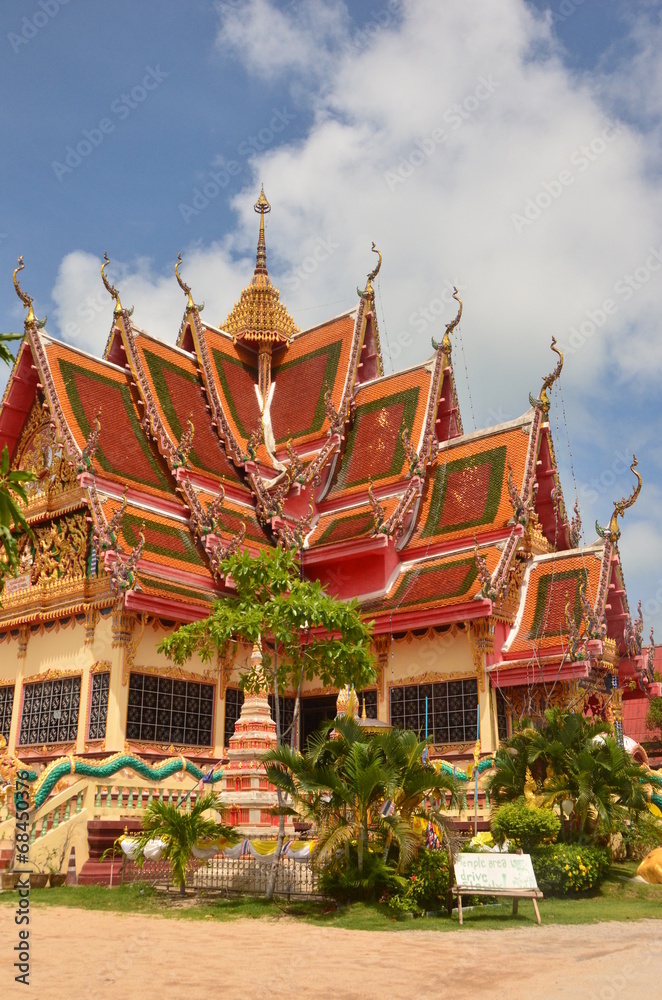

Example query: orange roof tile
[325,365,432,500]
[101,497,211,579]
[44,339,177,503]
[362,544,502,616]
[407,421,533,550]
[504,547,605,657]
[307,494,403,548]
[201,326,260,451]
[132,333,246,487]
[270,313,357,447]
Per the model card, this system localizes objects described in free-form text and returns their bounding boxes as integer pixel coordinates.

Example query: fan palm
[133,792,236,894]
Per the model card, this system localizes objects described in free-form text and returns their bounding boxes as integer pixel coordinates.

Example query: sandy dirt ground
[1,907,661,1000]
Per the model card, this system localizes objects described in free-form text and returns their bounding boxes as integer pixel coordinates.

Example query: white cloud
[46,0,662,634]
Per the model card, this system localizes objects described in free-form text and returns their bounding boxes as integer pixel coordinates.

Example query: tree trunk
[266,658,285,901]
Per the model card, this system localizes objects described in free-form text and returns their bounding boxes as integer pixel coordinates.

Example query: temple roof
[0,224,641,654]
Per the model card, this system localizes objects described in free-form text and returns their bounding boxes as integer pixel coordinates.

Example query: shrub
[531,844,610,896]
[386,848,450,915]
[317,851,406,903]
[491,798,561,852]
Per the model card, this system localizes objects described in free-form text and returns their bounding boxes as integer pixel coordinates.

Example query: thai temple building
[0,189,659,873]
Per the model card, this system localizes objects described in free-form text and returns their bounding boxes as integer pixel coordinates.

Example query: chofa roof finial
[529,336,563,413]
[363,242,382,297]
[596,456,642,543]
[13,256,46,330]
[101,251,123,316]
[431,286,462,356]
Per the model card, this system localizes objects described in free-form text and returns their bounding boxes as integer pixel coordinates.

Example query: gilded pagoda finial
[13,256,46,329]
[596,456,641,542]
[101,252,123,317]
[363,242,382,297]
[254,185,271,276]
[431,287,462,356]
[221,189,298,347]
[175,252,196,312]
[529,336,563,414]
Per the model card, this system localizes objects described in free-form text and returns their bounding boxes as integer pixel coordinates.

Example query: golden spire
[254,185,271,276]
[13,256,44,329]
[529,336,563,414]
[597,456,642,542]
[101,252,123,316]
[221,188,298,348]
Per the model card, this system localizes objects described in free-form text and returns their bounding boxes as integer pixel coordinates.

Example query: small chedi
[217,644,292,837]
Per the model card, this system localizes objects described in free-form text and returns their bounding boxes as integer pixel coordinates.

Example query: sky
[1,0,661,638]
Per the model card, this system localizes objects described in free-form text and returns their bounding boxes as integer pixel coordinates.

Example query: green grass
[0,865,660,931]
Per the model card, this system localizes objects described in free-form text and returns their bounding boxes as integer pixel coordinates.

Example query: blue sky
[1,0,662,637]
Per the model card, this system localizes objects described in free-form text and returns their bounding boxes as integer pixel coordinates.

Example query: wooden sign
[454,852,538,890]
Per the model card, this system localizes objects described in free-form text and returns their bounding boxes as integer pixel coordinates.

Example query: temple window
[126,673,213,747]
[88,672,110,741]
[0,684,14,741]
[495,688,509,741]
[18,676,81,746]
[389,678,479,743]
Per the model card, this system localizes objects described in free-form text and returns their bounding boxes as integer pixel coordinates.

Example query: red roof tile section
[325,365,432,500]
[504,547,605,658]
[132,332,245,487]
[406,421,533,551]
[362,545,502,616]
[44,339,178,503]
[270,313,357,447]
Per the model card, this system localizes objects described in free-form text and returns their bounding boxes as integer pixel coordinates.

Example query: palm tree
[488,708,650,843]
[133,792,236,894]
[264,716,459,873]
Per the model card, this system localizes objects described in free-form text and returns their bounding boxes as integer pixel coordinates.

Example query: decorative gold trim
[128,663,218,685]
[388,669,475,688]
[89,660,112,674]
[23,667,83,683]
[467,619,494,692]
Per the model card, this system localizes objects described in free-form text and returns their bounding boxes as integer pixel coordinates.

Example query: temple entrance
[300,695,337,748]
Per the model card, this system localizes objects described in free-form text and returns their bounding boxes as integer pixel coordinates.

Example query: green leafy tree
[132,792,236,895]
[488,708,651,844]
[264,716,459,879]
[158,546,375,899]
[0,333,34,595]
[491,797,561,851]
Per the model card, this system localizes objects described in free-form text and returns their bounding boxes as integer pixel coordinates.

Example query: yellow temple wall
[379,627,497,754]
